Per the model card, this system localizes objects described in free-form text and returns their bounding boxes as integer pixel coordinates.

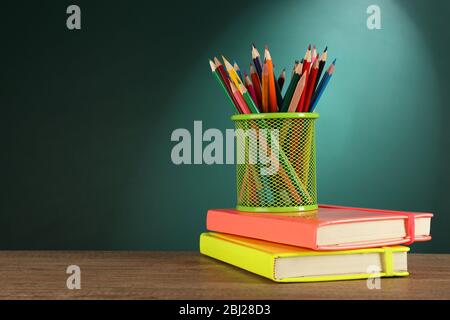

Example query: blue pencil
[252,44,263,80]
[309,59,336,112]
[233,61,244,83]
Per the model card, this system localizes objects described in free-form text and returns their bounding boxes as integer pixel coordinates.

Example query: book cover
[206,204,432,250]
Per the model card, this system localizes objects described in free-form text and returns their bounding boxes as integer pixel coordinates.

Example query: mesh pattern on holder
[232,113,318,212]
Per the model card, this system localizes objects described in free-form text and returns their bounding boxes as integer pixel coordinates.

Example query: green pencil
[209,60,240,113]
[280,62,302,112]
[238,83,260,114]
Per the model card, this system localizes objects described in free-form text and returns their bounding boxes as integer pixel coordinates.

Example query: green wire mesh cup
[231,112,319,212]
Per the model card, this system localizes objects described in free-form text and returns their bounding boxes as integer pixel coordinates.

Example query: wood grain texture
[0,252,448,300]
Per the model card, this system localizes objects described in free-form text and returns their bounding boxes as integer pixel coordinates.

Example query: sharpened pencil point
[324,46,328,52]
[308,44,311,50]
[213,57,221,66]
[209,60,216,72]
[332,58,336,65]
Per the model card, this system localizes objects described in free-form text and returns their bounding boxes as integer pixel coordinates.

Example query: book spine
[200,233,275,280]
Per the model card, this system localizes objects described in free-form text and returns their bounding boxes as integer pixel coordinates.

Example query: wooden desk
[0,252,448,299]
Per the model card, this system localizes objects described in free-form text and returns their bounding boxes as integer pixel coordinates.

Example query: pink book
[206,204,433,251]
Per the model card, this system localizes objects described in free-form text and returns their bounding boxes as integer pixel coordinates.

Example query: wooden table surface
[0,252,448,300]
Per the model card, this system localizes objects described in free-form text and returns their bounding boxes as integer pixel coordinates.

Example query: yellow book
[200,232,409,283]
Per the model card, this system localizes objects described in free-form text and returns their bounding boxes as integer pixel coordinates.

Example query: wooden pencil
[311,45,317,66]
[310,59,336,112]
[274,69,283,108]
[280,62,302,112]
[251,44,263,80]
[297,46,312,111]
[244,73,259,111]
[233,61,244,83]
[209,60,241,113]
[222,55,244,89]
[239,83,260,114]
[250,64,263,108]
[213,57,241,113]
[264,46,278,112]
[261,62,269,113]
[287,71,307,112]
[230,80,251,114]
[303,56,320,111]
[302,45,312,74]
[278,69,286,91]
[313,46,328,94]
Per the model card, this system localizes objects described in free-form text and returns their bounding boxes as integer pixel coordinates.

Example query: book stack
[200,205,432,282]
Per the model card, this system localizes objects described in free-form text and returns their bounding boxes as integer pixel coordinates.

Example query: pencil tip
[209,60,216,71]
[332,58,336,65]
[308,44,311,50]
[324,46,328,52]
[222,55,230,65]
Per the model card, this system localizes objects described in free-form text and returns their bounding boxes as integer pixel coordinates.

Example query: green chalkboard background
[1,0,448,252]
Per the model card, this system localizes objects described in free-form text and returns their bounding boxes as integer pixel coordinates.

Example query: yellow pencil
[222,56,244,89]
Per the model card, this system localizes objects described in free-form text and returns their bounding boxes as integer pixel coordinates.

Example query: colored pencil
[251,44,263,80]
[223,55,244,89]
[213,57,242,113]
[230,80,251,114]
[311,45,317,66]
[244,73,259,111]
[274,69,283,108]
[302,45,312,74]
[261,62,269,113]
[234,61,244,82]
[310,59,336,112]
[297,47,312,112]
[287,71,307,112]
[250,64,263,108]
[278,69,286,91]
[280,62,302,112]
[209,60,241,113]
[303,56,320,111]
[239,83,260,114]
[313,46,328,94]
[264,46,278,112]
[291,60,299,78]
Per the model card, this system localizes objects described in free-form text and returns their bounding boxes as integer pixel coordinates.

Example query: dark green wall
[0,0,448,252]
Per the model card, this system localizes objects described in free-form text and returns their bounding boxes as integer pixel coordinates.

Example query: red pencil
[303,56,319,111]
[297,46,312,112]
[250,64,263,108]
[230,80,251,114]
[213,57,241,113]
[301,45,312,74]
[244,72,259,111]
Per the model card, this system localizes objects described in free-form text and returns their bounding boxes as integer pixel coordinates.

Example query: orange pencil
[264,46,278,112]
[261,63,269,113]
[250,64,263,108]
[230,80,251,114]
[303,56,319,111]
